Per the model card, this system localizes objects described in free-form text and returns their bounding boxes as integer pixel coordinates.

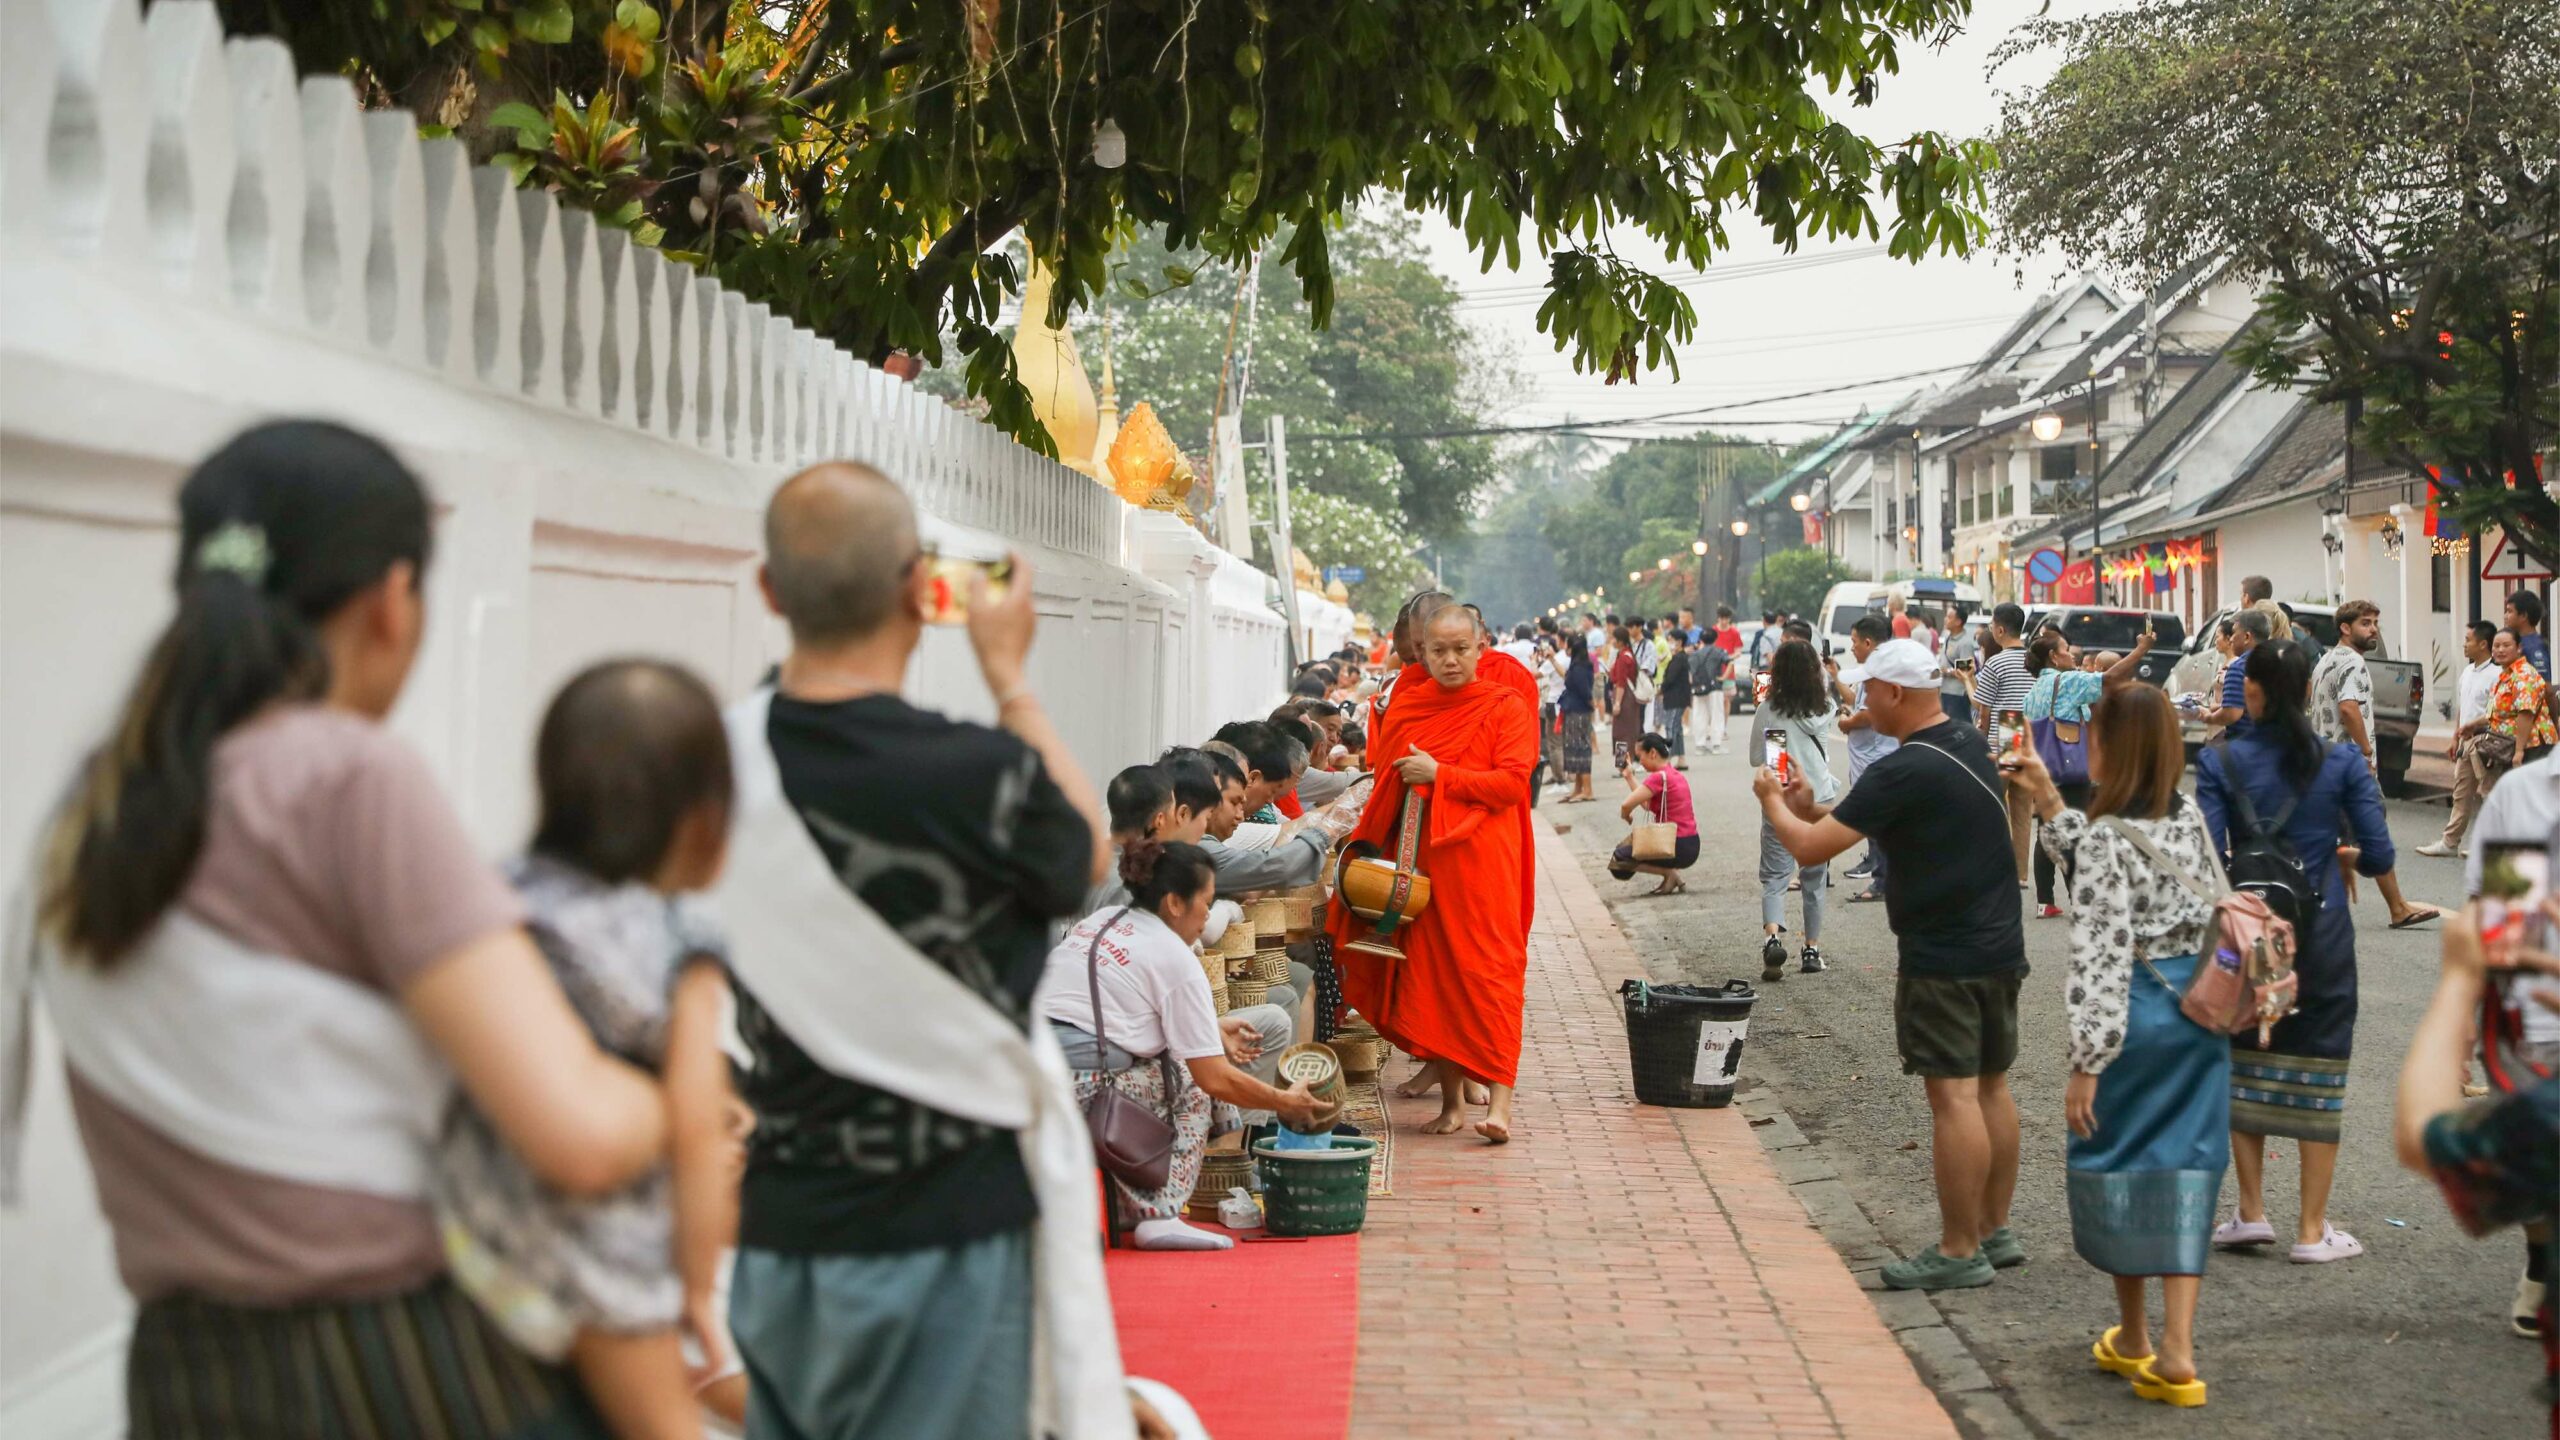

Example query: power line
[1289,357,1977,444]
[1447,245,1891,308]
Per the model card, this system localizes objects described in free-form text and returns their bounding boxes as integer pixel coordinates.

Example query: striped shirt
[1972,646,2033,750]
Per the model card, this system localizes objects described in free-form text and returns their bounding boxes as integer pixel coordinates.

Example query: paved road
[1547,741,2548,1438]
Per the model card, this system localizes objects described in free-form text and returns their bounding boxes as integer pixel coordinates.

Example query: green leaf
[514,0,574,46]
[419,14,457,45]
[489,100,552,142]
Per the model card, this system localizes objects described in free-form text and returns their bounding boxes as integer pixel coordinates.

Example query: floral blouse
[2037,800,2218,1075]
[2485,659,2558,751]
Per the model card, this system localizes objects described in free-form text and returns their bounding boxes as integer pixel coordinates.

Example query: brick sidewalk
[1347,818,1960,1439]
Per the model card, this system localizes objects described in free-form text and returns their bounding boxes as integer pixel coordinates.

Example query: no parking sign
[2024,547,2066,592]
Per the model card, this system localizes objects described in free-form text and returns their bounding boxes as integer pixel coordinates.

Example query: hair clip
[194,521,272,585]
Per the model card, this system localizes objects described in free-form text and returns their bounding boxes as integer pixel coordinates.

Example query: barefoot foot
[1394,1070,1440,1099]
[1475,1118,1511,1145]
[1465,1080,1491,1106]
[1421,1107,1468,1135]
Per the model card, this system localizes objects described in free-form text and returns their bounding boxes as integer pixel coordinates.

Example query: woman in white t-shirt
[1037,842,1326,1250]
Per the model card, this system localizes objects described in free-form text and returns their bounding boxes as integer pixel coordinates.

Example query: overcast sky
[1403,0,2118,447]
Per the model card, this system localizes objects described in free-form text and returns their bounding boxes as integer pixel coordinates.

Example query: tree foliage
[1541,434,1784,601]
[1991,0,2560,556]
[1751,546,1863,621]
[1075,212,1514,578]
[223,0,1995,452]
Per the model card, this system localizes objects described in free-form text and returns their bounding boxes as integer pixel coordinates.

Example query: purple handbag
[2029,710,2091,786]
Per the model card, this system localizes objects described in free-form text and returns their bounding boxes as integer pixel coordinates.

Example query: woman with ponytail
[5,421,664,1437]
[1036,840,1326,1251]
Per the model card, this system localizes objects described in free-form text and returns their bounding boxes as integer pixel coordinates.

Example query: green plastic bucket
[1250,1136,1377,1236]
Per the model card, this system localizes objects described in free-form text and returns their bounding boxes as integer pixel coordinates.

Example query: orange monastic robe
[1330,653,1540,1087]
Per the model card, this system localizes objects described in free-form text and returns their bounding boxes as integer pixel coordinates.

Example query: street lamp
[1629,570,1643,582]
[1731,519,1750,537]
[2030,410,2065,443]
[1656,557,1673,571]
[1789,494,1810,513]
[1690,538,1708,556]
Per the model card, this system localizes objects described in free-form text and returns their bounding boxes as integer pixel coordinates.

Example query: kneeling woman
[2009,684,2227,1408]
[1611,733,1700,894]
[1037,841,1326,1251]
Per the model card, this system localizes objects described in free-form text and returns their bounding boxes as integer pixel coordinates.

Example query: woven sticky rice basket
[1213,922,1256,961]
[1248,898,1288,944]
[1227,974,1270,1008]
[1249,949,1291,985]
[1329,1021,1382,1080]
[1279,887,1320,935]
[1187,1148,1258,1220]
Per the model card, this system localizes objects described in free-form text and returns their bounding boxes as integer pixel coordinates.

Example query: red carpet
[1107,1226,1361,1440]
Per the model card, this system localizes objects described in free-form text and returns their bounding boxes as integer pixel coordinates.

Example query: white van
[1815,577,1986,658]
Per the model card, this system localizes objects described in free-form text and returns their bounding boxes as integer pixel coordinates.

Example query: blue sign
[2025,547,2066,586]
[1323,565,1367,585]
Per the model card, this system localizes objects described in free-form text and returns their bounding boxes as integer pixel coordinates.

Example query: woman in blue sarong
[2010,684,2226,1408]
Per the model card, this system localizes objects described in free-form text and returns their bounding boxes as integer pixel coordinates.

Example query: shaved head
[763,462,918,642]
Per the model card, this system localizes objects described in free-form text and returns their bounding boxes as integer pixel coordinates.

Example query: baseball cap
[1838,638,1941,689]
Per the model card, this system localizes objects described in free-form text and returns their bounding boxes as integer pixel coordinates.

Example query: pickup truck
[2167,602,2424,795]
[2023,607,2188,689]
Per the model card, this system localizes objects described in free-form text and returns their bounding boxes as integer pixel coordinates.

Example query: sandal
[2091,1326,2149,1378]
[1846,889,1885,904]
[1649,876,1687,896]
[2129,1357,2206,1408]
[2389,906,2443,930]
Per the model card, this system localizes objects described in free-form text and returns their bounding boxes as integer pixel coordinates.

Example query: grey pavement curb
[1737,1090,2050,1440]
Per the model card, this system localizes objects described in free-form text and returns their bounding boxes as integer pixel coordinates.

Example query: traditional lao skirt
[2230,899,2356,1143]
[2067,954,2232,1277]
[1560,711,1594,776]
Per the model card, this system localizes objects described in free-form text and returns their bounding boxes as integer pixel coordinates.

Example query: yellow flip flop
[2091,1327,2148,1377]
[2130,1356,2207,1408]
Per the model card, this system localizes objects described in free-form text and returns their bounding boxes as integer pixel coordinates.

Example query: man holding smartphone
[1756,639,2028,1291]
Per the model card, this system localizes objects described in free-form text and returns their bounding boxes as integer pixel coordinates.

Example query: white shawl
[715,691,1131,1440]
[0,891,450,1205]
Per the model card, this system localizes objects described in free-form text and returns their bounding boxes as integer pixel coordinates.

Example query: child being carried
[435,660,747,1438]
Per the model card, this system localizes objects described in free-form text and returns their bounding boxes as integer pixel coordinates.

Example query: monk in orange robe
[1331,604,1540,1141]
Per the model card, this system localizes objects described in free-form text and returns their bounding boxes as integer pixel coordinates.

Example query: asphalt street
[1547,733,2550,1439]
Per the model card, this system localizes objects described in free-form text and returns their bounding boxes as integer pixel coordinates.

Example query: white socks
[1133,1217,1235,1252]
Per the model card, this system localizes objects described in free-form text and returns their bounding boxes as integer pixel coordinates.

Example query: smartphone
[2001,709,2028,756]
[2476,841,2549,972]
[1764,728,1790,784]
[923,554,1013,626]
[1752,669,1772,706]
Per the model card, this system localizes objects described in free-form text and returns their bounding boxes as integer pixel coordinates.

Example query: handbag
[2101,815,2299,1042]
[1631,821,1678,861]
[2472,727,2519,769]
[1078,907,1179,1192]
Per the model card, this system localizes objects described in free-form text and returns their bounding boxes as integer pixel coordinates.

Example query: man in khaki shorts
[1756,639,2030,1291]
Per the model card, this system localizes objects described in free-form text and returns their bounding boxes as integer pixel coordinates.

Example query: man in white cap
[1755,637,2029,1294]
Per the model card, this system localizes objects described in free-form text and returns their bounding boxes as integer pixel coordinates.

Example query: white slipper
[2212,1215,2276,1249]
[2288,1223,2364,1264]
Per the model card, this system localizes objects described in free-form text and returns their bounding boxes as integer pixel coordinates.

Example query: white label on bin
[1692,1017,1747,1087]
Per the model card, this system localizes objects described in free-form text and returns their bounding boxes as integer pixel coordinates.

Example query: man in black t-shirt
[728,462,1113,1440]
[1658,630,1693,768]
[1755,638,2028,1296]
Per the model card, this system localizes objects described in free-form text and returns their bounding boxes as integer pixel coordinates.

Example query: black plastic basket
[1620,979,1756,1108]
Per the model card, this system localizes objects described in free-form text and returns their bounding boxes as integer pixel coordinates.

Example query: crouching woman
[1036,841,1325,1251]
[2007,684,2229,1408]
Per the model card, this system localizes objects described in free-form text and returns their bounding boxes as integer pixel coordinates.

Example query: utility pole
[1268,414,1305,670]
[2086,372,2103,604]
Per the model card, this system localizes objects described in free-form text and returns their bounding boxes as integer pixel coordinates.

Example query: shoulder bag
[1079,908,1179,1192]
[2100,813,2299,1043]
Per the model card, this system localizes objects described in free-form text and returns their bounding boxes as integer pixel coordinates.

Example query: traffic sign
[2024,547,2066,587]
[1323,565,1367,585]
[2480,529,2553,582]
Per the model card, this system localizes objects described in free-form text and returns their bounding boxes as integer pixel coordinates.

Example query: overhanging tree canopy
[1990,0,2559,556]
[225,0,1995,451]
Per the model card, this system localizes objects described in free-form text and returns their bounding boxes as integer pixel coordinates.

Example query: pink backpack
[2102,817,2299,1044]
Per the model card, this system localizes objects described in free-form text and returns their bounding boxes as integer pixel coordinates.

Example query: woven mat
[1338,1075,1394,1197]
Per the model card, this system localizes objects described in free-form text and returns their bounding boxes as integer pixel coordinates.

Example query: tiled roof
[2027,255,2225,397]
[2091,327,2268,502]
[2205,402,2343,512]
[1751,412,1887,505]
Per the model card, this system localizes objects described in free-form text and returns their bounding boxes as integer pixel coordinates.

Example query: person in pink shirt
[1611,733,1701,894]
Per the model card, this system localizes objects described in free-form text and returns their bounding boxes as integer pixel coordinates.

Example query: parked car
[2024,606,2188,690]
[1729,620,1773,713]
[2167,601,2423,795]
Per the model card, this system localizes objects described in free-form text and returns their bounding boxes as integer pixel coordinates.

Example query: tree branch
[894,185,1036,358]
